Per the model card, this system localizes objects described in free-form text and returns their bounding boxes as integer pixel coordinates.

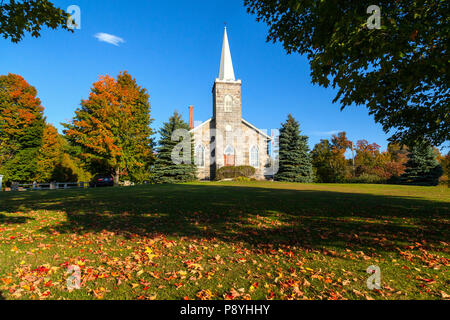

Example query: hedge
[216,166,256,181]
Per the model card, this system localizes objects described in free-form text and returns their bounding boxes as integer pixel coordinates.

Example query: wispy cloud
[94,33,125,46]
[310,130,343,136]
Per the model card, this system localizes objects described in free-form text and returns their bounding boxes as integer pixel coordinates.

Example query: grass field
[0,181,448,300]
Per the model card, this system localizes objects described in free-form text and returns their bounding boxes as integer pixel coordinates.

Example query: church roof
[190,118,272,141]
[218,27,236,81]
[242,119,272,140]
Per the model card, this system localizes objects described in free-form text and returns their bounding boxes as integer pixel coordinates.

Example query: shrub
[233,176,256,182]
[216,166,256,181]
[345,173,386,184]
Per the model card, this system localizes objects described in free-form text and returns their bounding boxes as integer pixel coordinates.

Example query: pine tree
[400,141,443,186]
[275,114,313,183]
[152,111,196,184]
[63,71,154,184]
[0,73,45,183]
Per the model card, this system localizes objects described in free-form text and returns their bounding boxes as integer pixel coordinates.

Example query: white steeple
[218,27,236,81]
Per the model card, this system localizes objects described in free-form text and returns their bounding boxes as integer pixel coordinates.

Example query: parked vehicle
[89,174,114,187]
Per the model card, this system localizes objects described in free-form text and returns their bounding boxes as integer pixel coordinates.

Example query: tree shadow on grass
[0,184,448,253]
[0,214,34,225]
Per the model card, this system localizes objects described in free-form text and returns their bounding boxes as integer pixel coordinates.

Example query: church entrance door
[224,145,235,167]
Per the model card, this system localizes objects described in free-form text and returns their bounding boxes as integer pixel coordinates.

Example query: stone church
[189,27,272,180]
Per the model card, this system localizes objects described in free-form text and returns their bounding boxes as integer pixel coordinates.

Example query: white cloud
[94,33,125,46]
[310,130,343,136]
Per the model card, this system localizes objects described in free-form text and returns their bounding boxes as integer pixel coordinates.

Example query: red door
[224,155,235,167]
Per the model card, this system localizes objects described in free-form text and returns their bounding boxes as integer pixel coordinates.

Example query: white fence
[8,181,90,192]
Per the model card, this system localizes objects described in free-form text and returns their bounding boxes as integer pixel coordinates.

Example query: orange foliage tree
[0,73,45,182]
[63,71,154,184]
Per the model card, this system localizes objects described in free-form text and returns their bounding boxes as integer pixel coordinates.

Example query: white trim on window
[195,144,206,168]
[224,95,233,113]
[250,145,259,168]
[224,145,235,156]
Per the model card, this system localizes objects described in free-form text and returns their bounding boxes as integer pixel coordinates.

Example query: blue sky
[1,0,395,153]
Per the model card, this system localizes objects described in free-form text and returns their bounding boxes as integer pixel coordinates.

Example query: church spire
[218,26,236,81]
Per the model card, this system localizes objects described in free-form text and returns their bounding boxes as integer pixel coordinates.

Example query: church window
[224,95,233,112]
[250,145,259,168]
[224,145,235,167]
[195,145,205,167]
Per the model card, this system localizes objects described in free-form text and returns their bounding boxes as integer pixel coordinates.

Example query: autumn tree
[330,132,352,182]
[0,0,71,43]
[0,73,45,183]
[151,111,196,184]
[34,123,62,182]
[244,0,449,146]
[275,114,313,183]
[437,152,449,186]
[311,139,335,183]
[63,71,155,185]
[354,140,381,175]
[35,123,90,182]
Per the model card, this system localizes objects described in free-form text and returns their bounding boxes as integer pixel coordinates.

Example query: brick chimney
[189,105,194,129]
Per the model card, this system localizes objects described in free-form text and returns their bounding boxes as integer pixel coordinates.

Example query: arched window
[224,145,235,167]
[250,145,259,168]
[195,145,205,167]
[224,95,233,113]
[224,145,235,156]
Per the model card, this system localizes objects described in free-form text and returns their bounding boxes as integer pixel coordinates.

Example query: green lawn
[0,181,449,300]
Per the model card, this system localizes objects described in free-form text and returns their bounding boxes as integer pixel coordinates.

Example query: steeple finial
[218,26,235,81]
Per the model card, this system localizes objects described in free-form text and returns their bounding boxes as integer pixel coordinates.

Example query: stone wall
[191,78,271,181]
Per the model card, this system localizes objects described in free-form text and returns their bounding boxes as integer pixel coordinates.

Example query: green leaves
[244,0,450,146]
[0,0,71,43]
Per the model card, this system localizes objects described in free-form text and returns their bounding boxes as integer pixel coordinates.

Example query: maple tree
[34,123,62,182]
[244,0,449,146]
[34,123,90,182]
[0,73,45,183]
[63,71,155,185]
[311,132,351,183]
[0,0,71,43]
[311,139,335,183]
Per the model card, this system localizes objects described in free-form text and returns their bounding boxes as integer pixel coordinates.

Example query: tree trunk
[113,167,120,186]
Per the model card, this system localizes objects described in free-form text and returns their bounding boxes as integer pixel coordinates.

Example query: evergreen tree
[400,141,443,186]
[152,111,196,184]
[0,73,45,183]
[63,71,154,184]
[275,114,313,183]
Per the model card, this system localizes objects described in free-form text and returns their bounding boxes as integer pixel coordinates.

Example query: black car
[89,174,114,187]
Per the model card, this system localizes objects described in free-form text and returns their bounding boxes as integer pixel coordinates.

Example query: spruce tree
[275,114,313,183]
[152,111,197,184]
[400,141,443,186]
